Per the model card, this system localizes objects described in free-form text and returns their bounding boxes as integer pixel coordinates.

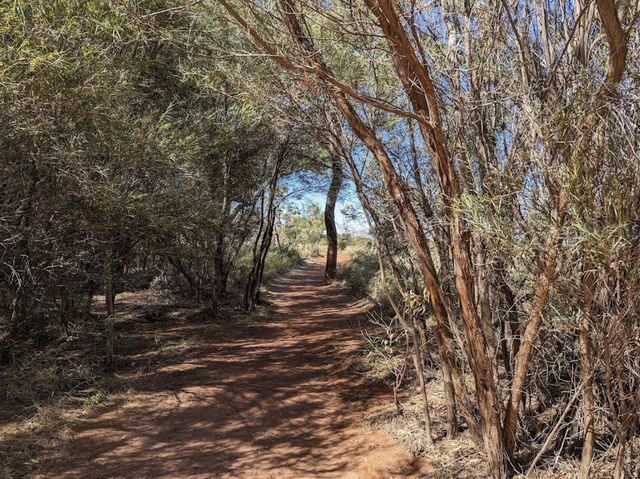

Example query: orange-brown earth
[40,257,431,479]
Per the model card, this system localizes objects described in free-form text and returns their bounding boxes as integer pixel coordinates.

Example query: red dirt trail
[43,257,431,479]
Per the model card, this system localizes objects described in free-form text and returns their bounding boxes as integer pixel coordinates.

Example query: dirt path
[43,257,431,479]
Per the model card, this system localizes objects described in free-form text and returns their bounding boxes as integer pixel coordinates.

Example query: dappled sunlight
[40,257,429,479]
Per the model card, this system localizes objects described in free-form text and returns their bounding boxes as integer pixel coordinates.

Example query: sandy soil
[40,256,431,479]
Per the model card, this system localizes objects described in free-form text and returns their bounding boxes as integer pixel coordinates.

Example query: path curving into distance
[43,256,430,479]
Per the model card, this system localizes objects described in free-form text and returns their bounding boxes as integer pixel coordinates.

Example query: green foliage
[261,245,303,284]
[270,202,326,259]
[335,244,385,302]
[278,203,326,248]
[0,0,322,341]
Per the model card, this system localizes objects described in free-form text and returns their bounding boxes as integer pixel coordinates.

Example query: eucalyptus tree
[208,0,639,476]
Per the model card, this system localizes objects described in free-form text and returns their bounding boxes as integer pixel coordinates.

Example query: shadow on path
[41,257,431,479]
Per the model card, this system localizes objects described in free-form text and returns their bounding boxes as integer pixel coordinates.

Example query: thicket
[0,6,340,473]
[0,1,336,368]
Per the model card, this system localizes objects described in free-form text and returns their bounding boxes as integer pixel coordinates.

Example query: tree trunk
[497,261,520,373]
[324,155,342,282]
[361,1,506,474]
[579,321,595,478]
[340,134,462,439]
[376,246,434,444]
[503,192,567,457]
[213,157,231,313]
[104,252,115,371]
[212,238,225,313]
[474,242,499,386]
[411,316,434,445]
[613,440,626,479]
[576,260,596,478]
[244,142,285,310]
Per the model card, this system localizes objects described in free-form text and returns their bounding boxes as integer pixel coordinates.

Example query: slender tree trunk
[324,155,342,282]
[167,256,202,297]
[244,143,285,310]
[475,243,499,386]
[358,2,506,474]
[410,315,434,445]
[499,313,510,376]
[104,251,115,371]
[579,322,595,478]
[497,260,520,372]
[613,441,626,479]
[254,209,277,305]
[503,192,567,457]
[212,238,224,313]
[212,157,230,313]
[576,262,596,478]
[244,190,266,311]
[340,136,462,439]
[376,247,434,444]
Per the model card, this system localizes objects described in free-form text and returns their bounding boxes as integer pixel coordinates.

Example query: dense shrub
[261,245,303,283]
[335,245,384,302]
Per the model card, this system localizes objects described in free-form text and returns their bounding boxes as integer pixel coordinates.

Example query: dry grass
[0,289,267,479]
[362,367,488,478]
[350,332,640,479]
[0,402,77,479]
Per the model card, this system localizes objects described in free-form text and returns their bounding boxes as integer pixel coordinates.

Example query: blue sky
[281,174,369,235]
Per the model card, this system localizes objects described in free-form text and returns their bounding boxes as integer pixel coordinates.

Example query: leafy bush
[261,245,303,283]
[335,245,383,301]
